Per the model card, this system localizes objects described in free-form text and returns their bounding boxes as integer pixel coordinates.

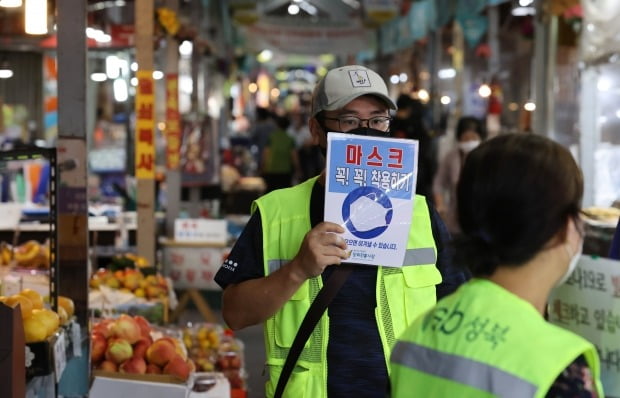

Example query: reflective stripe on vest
[391,341,537,398]
[267,247,437,274]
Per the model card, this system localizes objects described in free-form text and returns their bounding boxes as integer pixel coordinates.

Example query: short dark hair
[454,133,583,276]
[456,116,486,141]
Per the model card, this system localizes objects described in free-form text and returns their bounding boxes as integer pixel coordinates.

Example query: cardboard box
[162,244,229,291]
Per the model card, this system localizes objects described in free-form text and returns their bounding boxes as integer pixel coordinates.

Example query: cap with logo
[311,65,397,117]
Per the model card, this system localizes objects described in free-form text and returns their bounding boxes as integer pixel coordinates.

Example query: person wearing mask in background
[391,134,604,398]
[214,65,469,398]
[261,114,299,193]
[433,116,485,235]
[391,94,436,199]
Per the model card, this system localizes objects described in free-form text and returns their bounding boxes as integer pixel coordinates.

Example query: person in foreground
[214,65,469,397]
[390,133,604,398]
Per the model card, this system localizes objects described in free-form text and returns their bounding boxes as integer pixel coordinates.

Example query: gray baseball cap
[311,65,397,117]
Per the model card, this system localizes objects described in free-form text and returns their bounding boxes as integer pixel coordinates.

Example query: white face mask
[555,240,583,287]
[458,140,480,154]
[349,194,390,232]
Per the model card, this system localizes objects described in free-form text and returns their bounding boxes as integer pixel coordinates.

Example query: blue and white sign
[325,132,418,267]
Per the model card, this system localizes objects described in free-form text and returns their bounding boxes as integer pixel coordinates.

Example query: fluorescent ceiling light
[25,0,48,35]
[0,0,22,7]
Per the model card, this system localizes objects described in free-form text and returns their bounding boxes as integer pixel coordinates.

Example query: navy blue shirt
[215,180,469,396]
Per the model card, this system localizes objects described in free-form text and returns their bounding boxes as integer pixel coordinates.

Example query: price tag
[72,322,82,357]
[54,333,67,383]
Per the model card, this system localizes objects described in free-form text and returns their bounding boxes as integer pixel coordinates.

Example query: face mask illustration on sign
[348,193,391,232]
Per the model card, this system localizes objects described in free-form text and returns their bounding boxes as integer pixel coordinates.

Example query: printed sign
[548,256,620,396]
[325,132,417,267]
[165,74,181,170]
[163,245,229,290]
[135,70,155,179]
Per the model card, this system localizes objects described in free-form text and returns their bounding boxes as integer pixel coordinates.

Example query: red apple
[146,363,162,374]
[105,338,133,364]
[91,332,107,363]
[163,355,191,381]
[132,338,150,359]
[110,315,142,344]
[146,338,177,367]
[120,356,147,374]
[98,360,118,372]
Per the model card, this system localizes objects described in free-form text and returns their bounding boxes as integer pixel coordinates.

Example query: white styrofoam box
[89,376,188,398]
[174,219,228,245]
[163,245,230,291]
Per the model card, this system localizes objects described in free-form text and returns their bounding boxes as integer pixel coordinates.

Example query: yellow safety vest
[253,176,440,398]
[390,278,604,398]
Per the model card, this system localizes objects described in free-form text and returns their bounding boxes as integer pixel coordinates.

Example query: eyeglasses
[323,115,392,132]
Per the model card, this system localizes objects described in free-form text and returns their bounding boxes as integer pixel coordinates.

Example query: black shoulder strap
[273,264,353,398]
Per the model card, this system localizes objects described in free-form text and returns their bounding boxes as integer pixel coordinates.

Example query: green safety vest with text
[253,176,440,398]
[390,278,604,398]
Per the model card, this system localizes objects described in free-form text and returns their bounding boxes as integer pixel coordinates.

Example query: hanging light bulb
[0,0,22,7]
[25,0,48,35]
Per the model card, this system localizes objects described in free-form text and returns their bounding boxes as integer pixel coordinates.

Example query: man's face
[309,95,391,152]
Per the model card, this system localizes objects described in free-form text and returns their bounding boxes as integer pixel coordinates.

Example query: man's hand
[291,221,349,281]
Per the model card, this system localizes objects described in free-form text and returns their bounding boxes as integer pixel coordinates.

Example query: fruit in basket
[132,339,150,360]
[57,306,69,325]
[23,316,48,343]
[163,355,191,381]
[146,363,162,374]
[106,338,134,364]
[91,333,108,363]
[31,308,60,336]
[109,314,142,344]
[14,240,40,265]
[58,296,75,318]
[120,356,147,374]
[0,242,12,265]
[19,289,43,310]
[98,360,117,372]
[93,318,114,338]
[146,338,177,367]
[5,294,33,319]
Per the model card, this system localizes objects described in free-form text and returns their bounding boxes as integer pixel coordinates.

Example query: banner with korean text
[165,74,181,171]
[135,70,155,179]
[548,256,620,396]
[325,132,418,267]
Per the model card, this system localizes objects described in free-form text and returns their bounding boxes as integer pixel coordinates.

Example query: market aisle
[179,308,267,398]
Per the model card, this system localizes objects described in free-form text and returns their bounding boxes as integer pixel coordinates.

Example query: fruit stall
[0,148,249,397]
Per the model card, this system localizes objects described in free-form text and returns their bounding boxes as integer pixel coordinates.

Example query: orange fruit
[58,296,75,319]
[20,289,44,310]
[57,306,68,325]
[5,294,33,319]
[31,308,59,337]
[23,316,48,343]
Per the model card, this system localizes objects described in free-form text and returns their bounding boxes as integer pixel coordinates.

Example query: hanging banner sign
[135,70,155,179]
[243,22,372,55]
[457,13,488,48]
[379,0,432,54]
[324,132,418,267]
[548,256,620,396]
[165,74,181,171]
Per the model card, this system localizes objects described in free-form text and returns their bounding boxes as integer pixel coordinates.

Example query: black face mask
[317,126,391,158]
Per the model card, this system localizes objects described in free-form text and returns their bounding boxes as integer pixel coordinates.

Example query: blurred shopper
[250,107,277,173]
[261,115,299,193]
[214,65,468,397]
[433,116,485,235]
[288,111,324,181]
[391,94,436,199]
[391,134,604,398]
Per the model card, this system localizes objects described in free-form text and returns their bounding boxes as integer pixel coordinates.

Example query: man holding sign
[214,65,468,397]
